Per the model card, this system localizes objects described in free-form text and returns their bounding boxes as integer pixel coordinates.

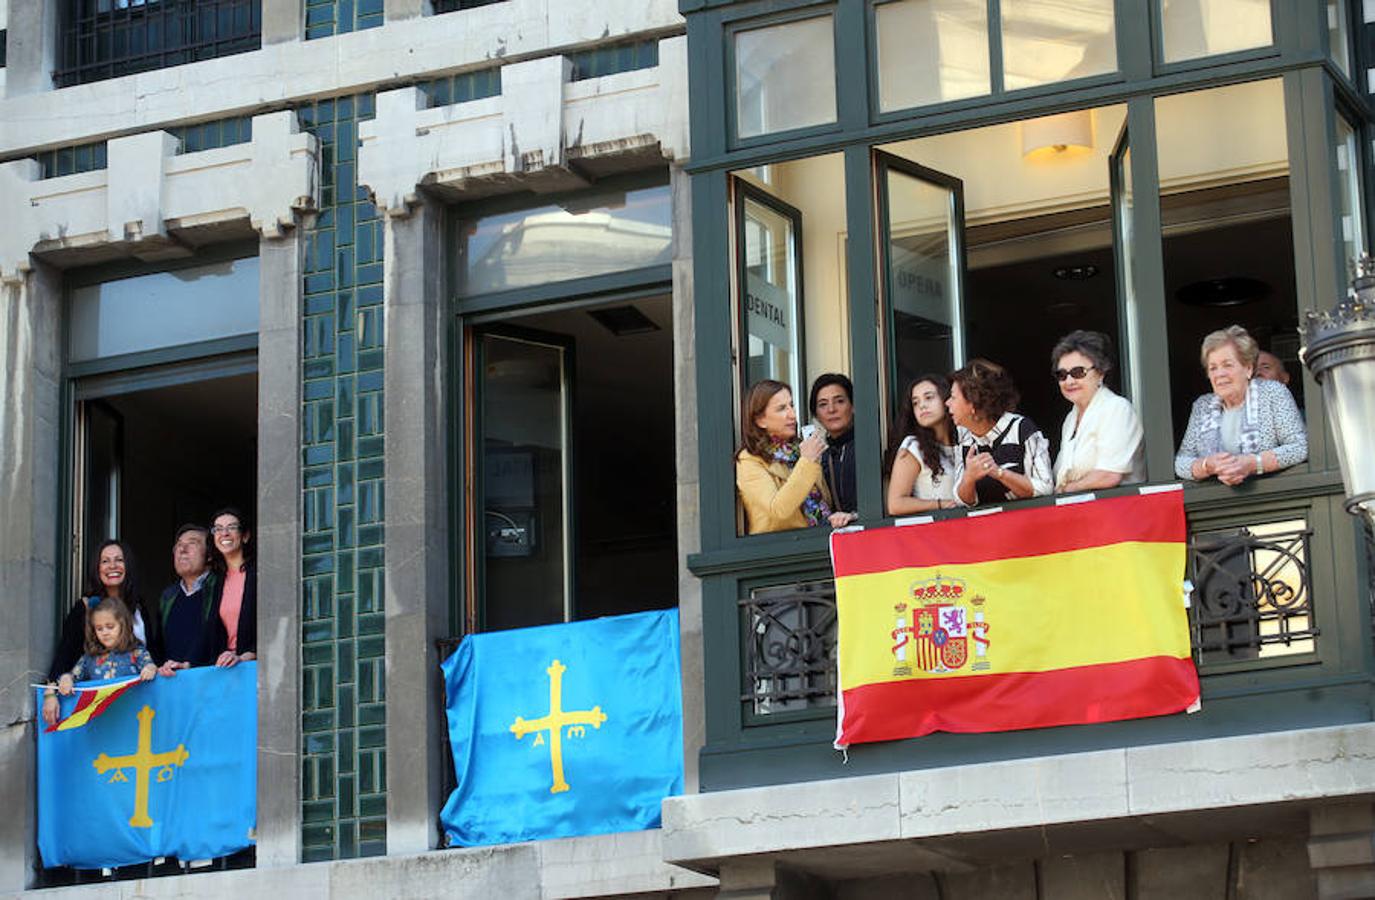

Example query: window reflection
[1159,0,1273,64]
[68,257,260,362]
[734,15,837,140]
[1328,0,1351,78]
[875,0,989,112]
[1000,0,1116,90]
[1335,114,1365,273]
[456,184,672,297]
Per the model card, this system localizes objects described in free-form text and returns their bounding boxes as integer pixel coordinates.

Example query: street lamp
[1300,255,1375,524]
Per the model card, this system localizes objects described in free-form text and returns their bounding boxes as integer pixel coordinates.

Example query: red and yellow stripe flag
[46,677,141,733]
[831,489,1199,746]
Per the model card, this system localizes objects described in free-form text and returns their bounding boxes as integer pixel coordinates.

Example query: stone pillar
[671,163,704,794]
[381,194,449,854]
[261,0,305,45]
[256,230,305,867]
[1309,802,1375,898]
[0,258,62,891]
[2,0,59,98]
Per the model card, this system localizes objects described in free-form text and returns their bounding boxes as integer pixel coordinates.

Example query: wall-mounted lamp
[1300,256,1375,524]
[1021,111,1093,161]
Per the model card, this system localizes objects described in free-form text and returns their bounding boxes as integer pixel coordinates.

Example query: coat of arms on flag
[833,489,1201,747]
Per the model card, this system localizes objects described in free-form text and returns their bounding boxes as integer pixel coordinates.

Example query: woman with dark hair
[736,379,852,534]
[1050,330,1146,494]
[209,506,257,667]
[885,375,959,515]
[808,373,857,517]
[41,539,160,726]
[947,358,1053,506]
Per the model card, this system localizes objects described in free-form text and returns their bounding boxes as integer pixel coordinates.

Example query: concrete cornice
[0,0,683,159]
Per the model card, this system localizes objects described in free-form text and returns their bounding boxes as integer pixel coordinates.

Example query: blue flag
[37,664,257,868]
[440,609,682,846]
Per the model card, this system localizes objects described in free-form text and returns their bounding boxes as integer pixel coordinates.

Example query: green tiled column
[297,94,389,861]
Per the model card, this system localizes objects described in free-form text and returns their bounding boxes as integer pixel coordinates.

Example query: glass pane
[1114,140,1143,404]
[1000,0,1116,90]
[481,334,568,630]
[875,0,990,112]
[1328,0,1351,77]
[456,184,672,297]
[68,257,260,362]
[742,193,802,393]
[1156,79,1304,447]
[884,167,961,391]
[735,15,837,140]
[1159,0,1273,63]
[1336,114,1365,274]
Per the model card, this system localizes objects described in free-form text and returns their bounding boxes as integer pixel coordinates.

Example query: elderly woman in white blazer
[1051,330,1147,494]
[1175,325,1307,485]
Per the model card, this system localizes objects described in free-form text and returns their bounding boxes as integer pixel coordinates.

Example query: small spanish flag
[46,677,142,733]
[831,488,1200,747]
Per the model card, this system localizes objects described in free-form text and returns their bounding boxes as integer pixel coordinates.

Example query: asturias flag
[37,664,257,869]
[440,608,683,847]
[831,488,1200,746]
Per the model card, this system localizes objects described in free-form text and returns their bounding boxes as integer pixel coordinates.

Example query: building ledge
[16,828,715,899]
[661,722,1375,880]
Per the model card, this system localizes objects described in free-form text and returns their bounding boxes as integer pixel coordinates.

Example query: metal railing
[56,0,260,88]
[740,579,838,716]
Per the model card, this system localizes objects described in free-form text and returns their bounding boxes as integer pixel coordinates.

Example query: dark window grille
[56,0,261,88]
[418,68,501,109]
[432,0,506,13]
[33,141,109,179]
[741,579,837,716]
[1188,520,1317,666]
[168,115,253,153]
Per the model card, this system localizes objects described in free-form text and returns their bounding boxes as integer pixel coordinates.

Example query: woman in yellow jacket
[736,379,856,534]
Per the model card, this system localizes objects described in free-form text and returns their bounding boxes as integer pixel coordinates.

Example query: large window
[1158,0,1274,64]
[733,13,837,140]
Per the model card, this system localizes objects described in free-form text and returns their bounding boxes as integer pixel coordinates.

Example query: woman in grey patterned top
[1175,325,1307,485]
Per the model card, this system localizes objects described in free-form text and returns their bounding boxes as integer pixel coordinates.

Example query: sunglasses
[1053,365,1095,382]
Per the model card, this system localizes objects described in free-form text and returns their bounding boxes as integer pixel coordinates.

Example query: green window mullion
[842,144,883,522]
[986,0,1004,94]
[1120,96,1174,484]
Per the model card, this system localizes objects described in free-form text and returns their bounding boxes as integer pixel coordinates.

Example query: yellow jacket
[735,449,832,535]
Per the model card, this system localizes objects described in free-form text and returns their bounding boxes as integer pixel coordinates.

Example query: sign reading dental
[745,273,793,351]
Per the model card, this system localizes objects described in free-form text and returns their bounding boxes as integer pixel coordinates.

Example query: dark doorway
[77,371,257,594]
[473,294,677,631]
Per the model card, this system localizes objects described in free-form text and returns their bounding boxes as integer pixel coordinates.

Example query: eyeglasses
[1053,365,1095,382]
[210,523,242,534]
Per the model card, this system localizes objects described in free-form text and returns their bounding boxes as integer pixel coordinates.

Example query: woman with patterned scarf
[1175,325,1307,485]
[736,379,856,534]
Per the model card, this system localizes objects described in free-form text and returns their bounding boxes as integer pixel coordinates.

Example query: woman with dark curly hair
[885,375,959,515]
[1050,330,1146,494]
[947,358,1053,506]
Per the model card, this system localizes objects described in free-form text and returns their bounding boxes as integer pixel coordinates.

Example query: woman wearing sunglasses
[1051,330,1146,494]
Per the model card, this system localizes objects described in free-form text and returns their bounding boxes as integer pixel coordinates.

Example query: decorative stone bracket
[0,110,318,285]
[358,35,688,218]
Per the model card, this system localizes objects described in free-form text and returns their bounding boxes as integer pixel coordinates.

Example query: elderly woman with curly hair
[1051,330,1146,494]
[1175,325,1307,485]
[736,379,856,534]
[947,358,1053,506]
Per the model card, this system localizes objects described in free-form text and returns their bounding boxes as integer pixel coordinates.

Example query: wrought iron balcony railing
[740,579,838,716]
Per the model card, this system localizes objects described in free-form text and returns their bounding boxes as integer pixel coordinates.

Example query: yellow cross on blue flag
[36,664,256,869]
[440,608,682,846]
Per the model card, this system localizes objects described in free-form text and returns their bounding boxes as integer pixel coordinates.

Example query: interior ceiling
[102,373,258,443]
[514,294,674,397]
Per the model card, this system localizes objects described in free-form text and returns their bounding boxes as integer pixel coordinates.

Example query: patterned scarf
[1196,379,1263,455]
[770,440,833,527]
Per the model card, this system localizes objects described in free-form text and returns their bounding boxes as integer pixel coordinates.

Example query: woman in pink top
[209,506,257,667]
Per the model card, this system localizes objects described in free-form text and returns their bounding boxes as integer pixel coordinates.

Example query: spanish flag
[831,489,1199,747]
[46,677,141,733]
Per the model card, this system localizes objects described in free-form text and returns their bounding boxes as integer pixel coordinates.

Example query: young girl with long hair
[56,598,156,696]
[884,375,960,515]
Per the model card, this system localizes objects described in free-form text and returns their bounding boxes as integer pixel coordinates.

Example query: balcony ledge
[662,721,1375,880]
